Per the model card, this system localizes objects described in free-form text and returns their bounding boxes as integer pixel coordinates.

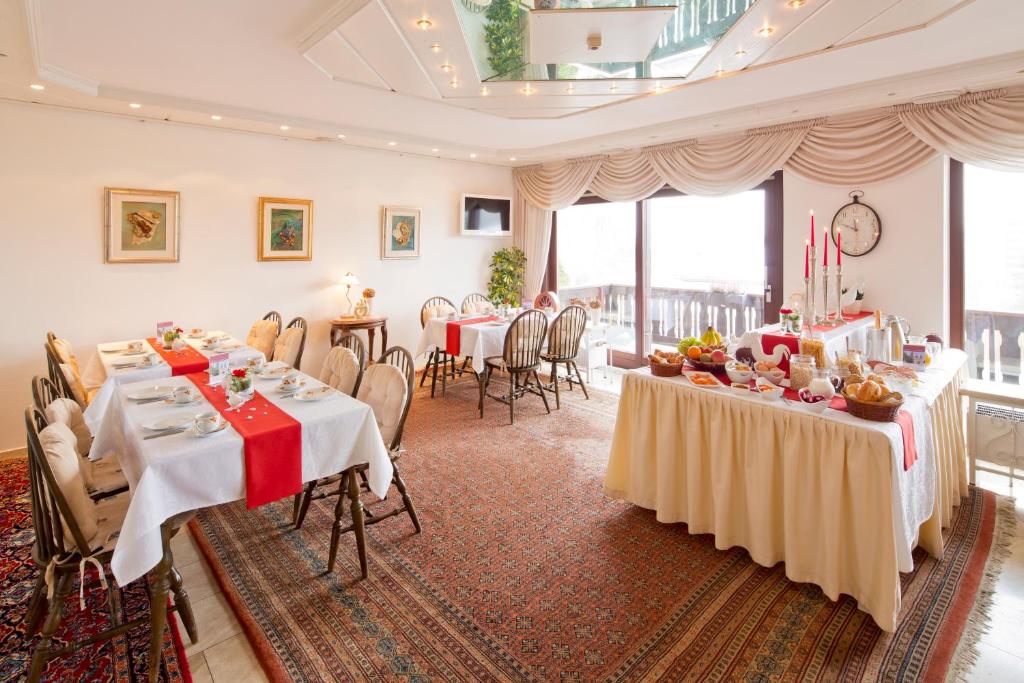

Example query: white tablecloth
[415,318,510,375]
[82,332,265,431]
[91,370,393,585]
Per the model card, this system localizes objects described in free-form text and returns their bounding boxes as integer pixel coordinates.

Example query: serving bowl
[754,377,784,401]
[725,360,754,384]
[755,367,786,386]
[797,388,831,414]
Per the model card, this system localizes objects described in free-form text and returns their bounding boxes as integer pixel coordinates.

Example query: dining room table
[604,348,969,632]
[415,315,512,377]
[81,330,266,431]
[88,360,393,681]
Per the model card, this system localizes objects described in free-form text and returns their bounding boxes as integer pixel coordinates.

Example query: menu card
[156,321,174,339]
[902,343,927,371]
[207,352,229,384]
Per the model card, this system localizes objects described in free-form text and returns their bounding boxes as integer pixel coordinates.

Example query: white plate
[143,414,196,431]
[294,386,335,402]
[188,422,229,438]
[163,394,201,406]
[276,381,306,394]
[259,365,292,379]
[127,385,176,400]
[682,372,725,389]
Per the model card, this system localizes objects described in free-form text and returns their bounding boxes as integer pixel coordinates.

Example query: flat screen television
[461,194,512,237]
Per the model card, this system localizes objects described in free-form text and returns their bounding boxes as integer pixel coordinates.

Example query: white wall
[0,102,512,451]
[783,156,949,341]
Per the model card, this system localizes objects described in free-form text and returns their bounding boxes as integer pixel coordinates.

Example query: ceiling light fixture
[509,157,517,161]
[757,25,775,37]
[129,102,142,109]
[431,148,439,152]
[787,0,806,8]
[416,18,432,30]
[279,124,290,130]
[521,84,534,95]
[388,141,397,146]
[609,84,619,93]
[210,114,222,120]
[337,133,346,139]
[565,84,575,94]
[715,67,726,77]
[652,82,664,94]
[470,153,477,158]
[29,83,45,91]
[440,62,453,72]
[430,43,441,53]
[480,86,489,96]
[449,78,459,88]
[734,48,747,57]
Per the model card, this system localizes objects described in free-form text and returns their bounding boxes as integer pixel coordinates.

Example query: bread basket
[842,394,904,422]
[649,362,683,377]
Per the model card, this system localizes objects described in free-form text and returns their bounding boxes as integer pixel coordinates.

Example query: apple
[711,349,726,362]
[700,353,712,362]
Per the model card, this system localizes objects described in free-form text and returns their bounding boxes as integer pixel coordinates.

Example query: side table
[330,315,388,361]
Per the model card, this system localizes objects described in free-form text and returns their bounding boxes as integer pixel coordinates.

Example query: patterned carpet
[0,458,190,682]
[191,379,1011,682]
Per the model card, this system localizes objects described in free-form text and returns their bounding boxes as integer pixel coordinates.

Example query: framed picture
[381,206,421,260]
[104,188,180,263]
[258,197,313,261]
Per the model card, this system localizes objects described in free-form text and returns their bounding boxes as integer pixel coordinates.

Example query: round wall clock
[830,190,881,257]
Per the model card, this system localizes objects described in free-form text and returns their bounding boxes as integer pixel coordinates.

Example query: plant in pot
[487,247,526,309]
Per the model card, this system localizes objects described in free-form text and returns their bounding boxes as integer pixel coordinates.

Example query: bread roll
[857,380,882,402]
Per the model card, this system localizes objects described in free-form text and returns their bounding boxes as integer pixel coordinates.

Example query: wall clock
[830,190,881,257]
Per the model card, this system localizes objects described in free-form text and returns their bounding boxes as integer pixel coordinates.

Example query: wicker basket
[650,362,683,377]
[843,394,904,422]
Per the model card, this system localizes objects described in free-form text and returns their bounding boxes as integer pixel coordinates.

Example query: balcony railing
[966,309,1024,384]
[559,283,763,347]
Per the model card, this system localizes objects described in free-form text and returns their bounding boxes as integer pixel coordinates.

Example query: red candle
[810,210,815,247]
[837,229,842,265]
[804,240,809,278]
[822,227,829,266]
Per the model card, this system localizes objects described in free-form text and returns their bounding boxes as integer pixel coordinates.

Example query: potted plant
[228,367,254,397]
[487,246,526,308]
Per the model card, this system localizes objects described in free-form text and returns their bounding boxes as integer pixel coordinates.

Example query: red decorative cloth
[446,316,499,356]
[826,397,918,471]
[147,338,209,376]
[759,311,875,377]
[186,373,302,508]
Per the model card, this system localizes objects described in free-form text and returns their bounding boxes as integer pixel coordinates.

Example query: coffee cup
[246,356,265,372]
[191,327,203,336]
[280,373,301,391]
[195,412,221,434]
[128,341,144,353]
[173,386,193,404]
[143,351,161,366]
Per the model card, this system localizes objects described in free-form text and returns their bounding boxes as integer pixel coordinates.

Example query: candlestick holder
[833,264,847,325]
[803,245,817,334]
[821,262,833,326]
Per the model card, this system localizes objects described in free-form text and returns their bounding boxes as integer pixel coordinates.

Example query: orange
[687,346,702,360]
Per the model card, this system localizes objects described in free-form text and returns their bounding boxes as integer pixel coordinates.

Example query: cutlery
[101,347,129,354]
[143,427,187,440]
[114,363,142,369]
[136,395,173,405]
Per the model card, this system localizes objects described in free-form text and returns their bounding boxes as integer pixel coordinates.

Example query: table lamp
[340,272,360,315]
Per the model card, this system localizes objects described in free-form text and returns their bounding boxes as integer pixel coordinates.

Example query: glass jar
[789,354,816,392]
[808,368,836,400]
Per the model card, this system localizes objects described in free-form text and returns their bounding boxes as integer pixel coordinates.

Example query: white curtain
[512,191,553,302]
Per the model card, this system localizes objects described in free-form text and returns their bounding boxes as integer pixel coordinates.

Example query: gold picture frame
[104,187,180,263]
[258,197,313,261]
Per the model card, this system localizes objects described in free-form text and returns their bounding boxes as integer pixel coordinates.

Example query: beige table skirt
[604,365,968,631]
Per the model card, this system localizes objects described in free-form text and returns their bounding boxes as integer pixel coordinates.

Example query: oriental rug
[0,457,190,682]
[190,381,1012,682]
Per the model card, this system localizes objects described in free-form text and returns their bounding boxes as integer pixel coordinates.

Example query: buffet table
[604,349,969,631]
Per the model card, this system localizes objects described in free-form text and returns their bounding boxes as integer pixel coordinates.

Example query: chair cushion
[44,397,92,457]
[246,320,278,360]
[89,459,129,497]
[38,422,98,544]
[320,346,361,396]
[464,300,495,315]
[274,327,304,367]
[422,303,456,326]
[52,337,81,377]
[356,364,408,448]
[61,363,89,407]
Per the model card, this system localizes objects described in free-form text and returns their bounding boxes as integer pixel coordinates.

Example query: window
[962,164,1024,384]
[551,177,781,366]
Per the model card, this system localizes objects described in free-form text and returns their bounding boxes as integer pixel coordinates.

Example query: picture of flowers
[105,188,179,263]
[381,206,421,260]
[259,197,313,261]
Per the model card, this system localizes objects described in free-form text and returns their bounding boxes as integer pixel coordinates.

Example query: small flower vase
[171,338,186,352]
[162,334,175,350]
[365,298,374,316]
[228,371,254,398]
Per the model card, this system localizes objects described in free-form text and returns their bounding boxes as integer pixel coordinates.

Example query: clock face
[831,201,881,257]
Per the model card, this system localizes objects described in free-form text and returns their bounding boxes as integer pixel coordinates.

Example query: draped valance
[512,87,1024,295]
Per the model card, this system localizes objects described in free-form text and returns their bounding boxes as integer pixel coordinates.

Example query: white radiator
[974,403,1024,483]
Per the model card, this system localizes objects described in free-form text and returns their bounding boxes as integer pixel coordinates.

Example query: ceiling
[1,0,1023,165]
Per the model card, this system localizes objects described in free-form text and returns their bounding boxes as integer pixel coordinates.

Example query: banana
[700,325,723,347]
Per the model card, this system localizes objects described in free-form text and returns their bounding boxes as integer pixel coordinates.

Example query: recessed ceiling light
[652,82,664,94]
[469,153,477,158]
[388,141,397,146]
[431,148,439,153]
[279,124,290,130]
[480,86,489,96]
[210,114,222,120]
[29,83,45,91]
[449,78,459,88]
[757,25,775,37]
[521,84,534,95]
[129,102,142,109]
[440,63,453,72]
[609,84,619,93]
[416,18,432,30]
[337,133,346,139]
[734,48,747,57]
[787,0,806,8]
[430,43,441,53]
[715,67,726,77]
[509,157,516,161]
[565,84,575,94]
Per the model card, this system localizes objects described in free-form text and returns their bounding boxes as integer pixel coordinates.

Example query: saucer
[276,381,306,394]
[164,394,200,406]
[143,414,195,431]
[294,386,335,402]
[127,385,175,401]
[188,422,228,438]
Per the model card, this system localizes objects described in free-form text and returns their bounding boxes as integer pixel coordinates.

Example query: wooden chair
[262,310,283,336]
[419,296,458,397]
[23,407,196,682]
[481,310,551,424]
[273,317,308,370]
[291,334,367,527]
[461,292,494,314]
[33,376,129,500]
[541,305,590,408]
[45,342,80,406]
[326,347,420,578]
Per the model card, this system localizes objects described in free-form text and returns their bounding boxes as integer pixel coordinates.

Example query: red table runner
[446,316,499,356]
[147,338,209,376]
[760,311,874,377]
[186,373,302,508]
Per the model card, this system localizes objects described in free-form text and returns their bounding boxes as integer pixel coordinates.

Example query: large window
[552,178,781,366]
[962,164,1024,384]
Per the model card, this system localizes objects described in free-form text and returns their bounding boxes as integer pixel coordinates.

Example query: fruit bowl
[725,360,754,384]
[686,356,730,373]
[797,388,831,414]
